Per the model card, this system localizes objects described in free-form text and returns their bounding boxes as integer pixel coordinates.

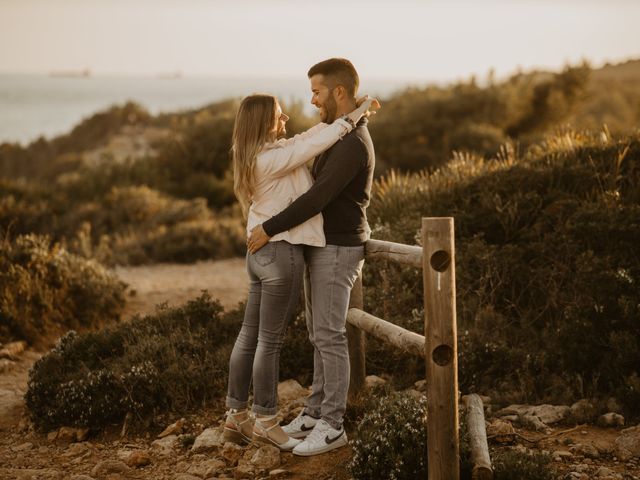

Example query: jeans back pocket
[253,242,277,267]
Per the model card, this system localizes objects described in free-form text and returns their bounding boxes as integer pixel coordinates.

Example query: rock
[486,419,515,443]
[572,463,590,473]
[497,404,570,425]
[269,469,287,477]
[151,434,178,456]
[0,340,27,358]
[174,475,201,480]
[250,445,280,471]
[414,379,427,392]
[570,399,596,424]
[570,443,600,458]
[614,424,640,460]
[364,375,387,389]
[186,458,226,478]
[4,468,63,479]
[56,426,90,443]
[553,450,573,461]
[222,442,244,466]
[595,466,615,477]
[70,476,96,480]
[520,414,550,432]
[597,412,625,428]
[192,427,225,453]
[158,417,186,438]
[277,379,308,404]
[11,442,34,452]
[61,442,90,458]
[235,462,256,479]
[91,460,131,478]
[125,450,151,467]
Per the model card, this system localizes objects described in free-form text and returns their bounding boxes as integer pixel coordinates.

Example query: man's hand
[247,224,271,254]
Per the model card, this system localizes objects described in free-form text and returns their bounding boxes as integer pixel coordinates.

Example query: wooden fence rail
[346,217,492,480]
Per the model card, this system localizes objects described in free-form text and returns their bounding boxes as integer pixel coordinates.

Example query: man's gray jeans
[302,244,365,429]
[226,240,304,415]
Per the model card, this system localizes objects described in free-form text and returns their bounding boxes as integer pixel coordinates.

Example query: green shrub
[0,234,125,346]
[493,450,553,480]
[350,392,472,480]
[365,131,640,416]
[25,293,242,431]
[350,393,429,480]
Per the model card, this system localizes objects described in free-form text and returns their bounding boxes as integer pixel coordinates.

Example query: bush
[365,131,640,416]
[350,393,430,480]
[0,234,125,346]
[350,392,472,480]
[493,450,553,480]
[25,293,242,431]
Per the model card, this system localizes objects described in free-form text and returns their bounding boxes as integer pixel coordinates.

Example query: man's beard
[276,124,287,139]
[321,94,338,123]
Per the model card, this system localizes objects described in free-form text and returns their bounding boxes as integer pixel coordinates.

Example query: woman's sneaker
[282,412,319,439]
[292,419,348,456]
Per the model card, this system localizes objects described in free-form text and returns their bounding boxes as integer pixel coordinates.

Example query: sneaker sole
[292,434,348,456]
[252,432,299,451]
[284,429,313,439]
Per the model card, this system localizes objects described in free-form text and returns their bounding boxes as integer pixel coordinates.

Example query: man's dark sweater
[262,118,375,246]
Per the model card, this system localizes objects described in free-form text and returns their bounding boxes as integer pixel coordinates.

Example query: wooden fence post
[347,273,366,402]
[422,217,459,480]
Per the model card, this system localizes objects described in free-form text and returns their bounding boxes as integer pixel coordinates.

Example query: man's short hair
[308,58,359,97]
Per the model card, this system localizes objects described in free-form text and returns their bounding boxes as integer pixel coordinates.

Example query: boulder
[497,404,569,425]
[597,412,625,428]
[151,434,178,456]
[186,458,226,478]
[158,417,186,438]
[277,379,308,404]
[222,441,244,466]
[125,450,151,467]
[364,375,387,389]
[486,419,515,443]
[191,427,225,453]
[569,399,596,424]
[250,445,281,471]
[614,424,640,461]
[91,460,131,479]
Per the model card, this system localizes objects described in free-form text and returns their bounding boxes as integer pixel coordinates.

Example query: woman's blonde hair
[231,94,278,217]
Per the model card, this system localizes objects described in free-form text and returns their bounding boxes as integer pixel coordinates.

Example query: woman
[224,93,377,450]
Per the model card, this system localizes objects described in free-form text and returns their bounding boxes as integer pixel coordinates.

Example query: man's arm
[247,138,367,252]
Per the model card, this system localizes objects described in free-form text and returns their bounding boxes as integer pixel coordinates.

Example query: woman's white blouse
[247,118,353,247]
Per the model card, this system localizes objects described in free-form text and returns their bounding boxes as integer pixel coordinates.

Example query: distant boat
[49,68,91,78]
[157,71,183,80]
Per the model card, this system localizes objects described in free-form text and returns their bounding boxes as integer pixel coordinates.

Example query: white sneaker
[292,419,348,456]
[282,411,319,439]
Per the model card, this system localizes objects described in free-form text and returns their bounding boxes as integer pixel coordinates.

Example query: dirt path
[115,258,249,319]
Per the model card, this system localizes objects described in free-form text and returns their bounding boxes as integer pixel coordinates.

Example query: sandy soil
[115,258,249,319]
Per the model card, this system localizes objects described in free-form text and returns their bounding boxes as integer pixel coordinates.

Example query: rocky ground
[0,259,639,479]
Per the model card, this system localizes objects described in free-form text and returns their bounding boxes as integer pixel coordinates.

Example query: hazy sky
[1,0,639,81]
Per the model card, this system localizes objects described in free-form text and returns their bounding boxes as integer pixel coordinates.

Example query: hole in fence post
[432,344,453,366]
[430,250,451,272]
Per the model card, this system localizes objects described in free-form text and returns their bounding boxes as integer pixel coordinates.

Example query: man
[247,58,376,456]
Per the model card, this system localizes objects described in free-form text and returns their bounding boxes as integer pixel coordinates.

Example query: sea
[0,73,419,145]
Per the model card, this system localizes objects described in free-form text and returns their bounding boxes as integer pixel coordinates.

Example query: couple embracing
[224,58,379,457]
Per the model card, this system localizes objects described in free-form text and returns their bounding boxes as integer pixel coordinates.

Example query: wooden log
[347,273,366,402]
[347,308,425,358]
[422,217,460,480]
[365,239,422,268]
[463,394,493,480]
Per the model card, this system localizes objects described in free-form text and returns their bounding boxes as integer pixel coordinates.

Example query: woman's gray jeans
[226,240,304,415]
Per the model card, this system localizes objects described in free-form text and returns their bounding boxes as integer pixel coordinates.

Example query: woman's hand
[349,96,381,124]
